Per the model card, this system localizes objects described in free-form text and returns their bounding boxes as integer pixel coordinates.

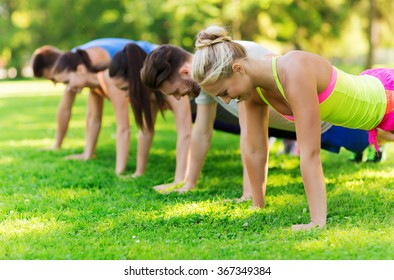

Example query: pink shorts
[361,69,394,149]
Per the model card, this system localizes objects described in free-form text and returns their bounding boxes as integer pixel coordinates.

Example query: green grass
[0,80,393,260]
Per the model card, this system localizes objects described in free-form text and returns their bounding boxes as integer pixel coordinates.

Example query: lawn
[0,80,393,260]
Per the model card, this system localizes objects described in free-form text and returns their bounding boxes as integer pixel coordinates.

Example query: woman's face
[201,67,253,103]
[111,76,129,91]
[53,65,88,93]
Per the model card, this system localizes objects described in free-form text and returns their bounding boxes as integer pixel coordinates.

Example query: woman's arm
[65,89,104,160]
[237,101,252,200]
[132,97,159,177]
[243,95,270,208]
[106,84,130,175]
[284,57,327,230]
[47,87,77,150]
[134,120,156,177]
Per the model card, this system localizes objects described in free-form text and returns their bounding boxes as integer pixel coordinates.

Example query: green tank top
[257,57,387,130]
[320,67,386,129]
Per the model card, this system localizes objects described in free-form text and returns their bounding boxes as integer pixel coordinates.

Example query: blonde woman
[191,26,394,230]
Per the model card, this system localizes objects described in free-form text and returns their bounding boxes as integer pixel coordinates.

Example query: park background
[1,0,394,76]
[0,0,393,260]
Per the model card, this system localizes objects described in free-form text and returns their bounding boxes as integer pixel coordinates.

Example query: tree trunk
[231,0,241,40]
[366,0,378,69]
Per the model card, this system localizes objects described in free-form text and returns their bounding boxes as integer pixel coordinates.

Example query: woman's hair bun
[195,26,232,49]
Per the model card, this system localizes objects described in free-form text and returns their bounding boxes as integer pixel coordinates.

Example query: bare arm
[377,128,394,143]
[65,89,104,160]
[175,102,217,192]
[285,59,327,230]
[133,101,158,177]
[243,97,270,208]
[51,88,77,149]
[167,95,192,183]
[106,84,130,175]
[238,101,252,200]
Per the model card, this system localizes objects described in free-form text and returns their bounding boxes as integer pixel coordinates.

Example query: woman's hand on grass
[292,221,325,231]
[153,181,190,193]
[40,144,61,151]
[118,173,141,179]
[64,153,95,160]
[173,182,195,193]
[223,195,252,204]
[153,183,174,192]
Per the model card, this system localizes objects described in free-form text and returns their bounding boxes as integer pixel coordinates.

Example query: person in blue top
[72,38,156,57]
[32,39,163,175]
[32,38,157,155]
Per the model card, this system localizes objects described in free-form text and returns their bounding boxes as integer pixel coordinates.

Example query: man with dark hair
[32,44,79,151]
[142,43,298,198]
[31,39,152,166]
[141,44,373,198]
[32,45,63,79]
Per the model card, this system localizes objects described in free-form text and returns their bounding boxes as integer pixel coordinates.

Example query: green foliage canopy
[0,0,393,76]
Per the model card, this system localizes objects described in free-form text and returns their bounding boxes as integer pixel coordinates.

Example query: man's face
[53,67,88,94]
[42,68,55,82]
[158,76,200,99]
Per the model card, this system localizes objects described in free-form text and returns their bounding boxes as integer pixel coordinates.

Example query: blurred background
[0,0,393,79]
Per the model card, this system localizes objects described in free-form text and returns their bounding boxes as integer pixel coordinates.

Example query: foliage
[0,81,393,259]
[1,0,394,75]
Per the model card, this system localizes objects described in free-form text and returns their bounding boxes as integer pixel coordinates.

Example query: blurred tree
[366,0,378,68]
[249,0,358,54]
[1,0,394,77]
[0,0,21,69]
[363,0,394,68]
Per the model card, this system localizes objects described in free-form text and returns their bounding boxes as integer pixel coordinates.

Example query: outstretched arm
[168,95,192,183]
[176,102,216,193]
[377,128,394,143]
[133,101,158,177]
[238,101,252,201]
[243,97,270,208]
[49,88,77,149]
[286,61,327,230]
[65,89,104,160]
[107,84,130,175]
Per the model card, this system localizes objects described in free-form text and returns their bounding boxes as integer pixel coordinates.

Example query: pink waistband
[368,90,394,151]
[318,67,337,103]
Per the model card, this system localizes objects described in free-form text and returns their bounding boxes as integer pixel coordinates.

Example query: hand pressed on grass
[292,221,324,231]
[64,153,95,160]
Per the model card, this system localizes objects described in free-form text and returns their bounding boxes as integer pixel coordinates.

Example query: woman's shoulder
[282,50,314,60]
[282,51,330,69]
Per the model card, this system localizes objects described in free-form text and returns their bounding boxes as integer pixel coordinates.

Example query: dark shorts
[321,125,369,154]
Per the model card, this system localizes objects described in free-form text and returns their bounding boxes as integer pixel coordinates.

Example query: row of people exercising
[32,32,394,230]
